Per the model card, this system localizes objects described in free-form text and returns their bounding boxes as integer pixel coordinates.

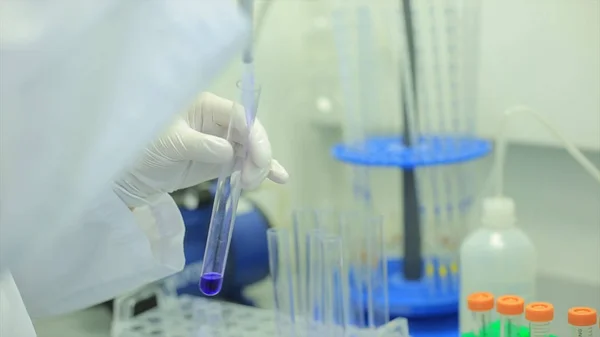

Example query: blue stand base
[383,259,459,337]
[405,314,459,337]
[384,259,459,318]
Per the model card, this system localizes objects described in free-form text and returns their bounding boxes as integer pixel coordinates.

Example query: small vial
[497,295,525,337]
[467,292,495,336]
[568,307,597,337]
[526,302,554,337]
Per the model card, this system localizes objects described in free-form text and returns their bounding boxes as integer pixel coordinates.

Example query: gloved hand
[114,92,289,208]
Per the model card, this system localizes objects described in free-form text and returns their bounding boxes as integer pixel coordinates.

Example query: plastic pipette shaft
[200,0,256,296]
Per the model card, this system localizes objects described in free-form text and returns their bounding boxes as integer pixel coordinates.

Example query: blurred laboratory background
[34,0,599,337]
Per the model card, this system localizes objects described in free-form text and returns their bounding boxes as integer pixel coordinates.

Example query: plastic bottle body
[570,326,594,337]
[459,226,536,333]
[529,321,551,337]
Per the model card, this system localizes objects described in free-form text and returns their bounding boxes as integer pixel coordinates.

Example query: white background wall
[478,0,600,150]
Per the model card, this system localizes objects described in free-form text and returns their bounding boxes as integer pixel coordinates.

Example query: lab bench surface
[33,273,598,337]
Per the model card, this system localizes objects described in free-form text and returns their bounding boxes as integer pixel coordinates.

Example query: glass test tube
[320,234,347,337]
[267,228,298,337]
[292,209,318,328]
[200,79,261,296]
[568,307,597,337]
[496,295,525,337]
[467,292,495,336]
[340,212,367,330]
[308,228,326,335]
[526,302,554,337]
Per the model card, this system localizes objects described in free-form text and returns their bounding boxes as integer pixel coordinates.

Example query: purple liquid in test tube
[199,272,223,296]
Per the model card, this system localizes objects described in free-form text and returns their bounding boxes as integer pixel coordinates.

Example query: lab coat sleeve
[0,272,38,337]
[10,188,186,318]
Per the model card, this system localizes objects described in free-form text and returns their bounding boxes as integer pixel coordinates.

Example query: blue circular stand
[331,135,492,168]
[378,259,459,337]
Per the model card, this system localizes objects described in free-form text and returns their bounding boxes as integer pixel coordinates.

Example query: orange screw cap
[467,292,494,312]
[525,302,554,323]
[497,295,525,316]
[568,307,597,327]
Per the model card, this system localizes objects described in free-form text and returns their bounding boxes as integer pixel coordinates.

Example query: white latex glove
[114,92,289,208]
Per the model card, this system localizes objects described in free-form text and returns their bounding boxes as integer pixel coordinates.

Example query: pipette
[199,0,257,296]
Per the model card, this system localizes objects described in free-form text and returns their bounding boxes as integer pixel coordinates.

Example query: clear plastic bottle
[459,197,537,333]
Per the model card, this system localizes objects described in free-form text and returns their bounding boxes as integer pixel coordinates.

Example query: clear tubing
[500,315,521,337]
[267,228,297,337]
[570,325,594,337]
[529,322,551,337]
[200,78,261,296]
[320,234,347,337]
[492,106,600,198]
[471,311,491,337]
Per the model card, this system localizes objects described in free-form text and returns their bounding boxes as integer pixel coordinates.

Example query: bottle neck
[480,197,517,229]
[482,216,516,229]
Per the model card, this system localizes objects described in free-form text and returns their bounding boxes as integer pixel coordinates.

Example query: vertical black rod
[400,0,423,280]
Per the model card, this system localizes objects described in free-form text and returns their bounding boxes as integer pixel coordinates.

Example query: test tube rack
[110,292,410,337]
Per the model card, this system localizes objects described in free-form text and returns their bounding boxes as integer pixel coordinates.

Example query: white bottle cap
[481,197,516,227]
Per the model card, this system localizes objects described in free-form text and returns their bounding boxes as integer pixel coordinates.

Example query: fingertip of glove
[268,160,289,184]
[241,165,269,190]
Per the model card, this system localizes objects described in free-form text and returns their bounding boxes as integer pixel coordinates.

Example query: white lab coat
[0,1,247,336]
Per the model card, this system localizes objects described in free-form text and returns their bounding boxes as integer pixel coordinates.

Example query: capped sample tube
[526,302,554,337]
[467,292,494,336]
[497,295,525,337]
[568,307,597,337]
